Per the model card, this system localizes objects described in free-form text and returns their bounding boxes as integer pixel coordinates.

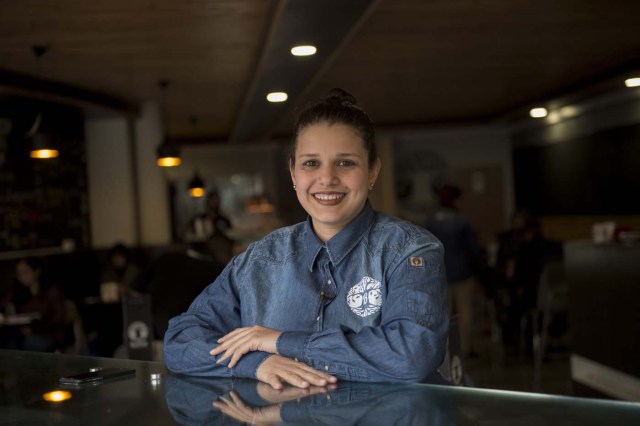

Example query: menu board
[0,98,90,251]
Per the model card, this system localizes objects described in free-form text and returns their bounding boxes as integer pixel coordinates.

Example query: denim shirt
[164,202,449,383]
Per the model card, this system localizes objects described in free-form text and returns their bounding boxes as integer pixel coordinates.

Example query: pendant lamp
[29,45,59,160]
[156,79,181,167]
[188,172,205,198]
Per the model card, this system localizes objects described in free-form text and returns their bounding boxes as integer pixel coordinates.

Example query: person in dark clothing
[101,243,142,297]
[494,210,560,354]
[185,190,232,241]
[9,257,66,352]
[425,184,483,358]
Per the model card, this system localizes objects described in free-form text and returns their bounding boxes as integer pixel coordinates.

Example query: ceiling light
[291,45,317,56]
[30,133,59,159]
[529,107,548,118]
[156,143,181,167]
[266,92,288,103]
[625,77,640,88]
[188,172,205,198]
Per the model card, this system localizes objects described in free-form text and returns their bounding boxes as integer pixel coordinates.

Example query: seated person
[164,88,449,389]
[10,257,66,352]
[100,243,142,298]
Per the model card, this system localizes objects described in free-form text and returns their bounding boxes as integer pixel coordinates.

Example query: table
[1,350,640,425]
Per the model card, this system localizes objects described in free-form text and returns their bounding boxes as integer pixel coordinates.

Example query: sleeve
[163,261,271,378]
[277,236,449,383]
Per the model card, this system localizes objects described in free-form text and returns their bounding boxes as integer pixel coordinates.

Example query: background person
[185,189,232,241]
[164,88,449,389]
[425,184,484,359]
[10,257,66,352]
[100,242,142,298]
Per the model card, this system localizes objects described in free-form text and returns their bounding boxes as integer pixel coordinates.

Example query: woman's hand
[210,325,281,368]
[256,355,337,390]
[256,381,337,403]
[213,391,282,426]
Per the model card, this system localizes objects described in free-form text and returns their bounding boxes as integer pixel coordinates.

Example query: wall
[85,116,136,247]
[510,87,640,241]
[86,101,172,249]
[383,124,514,245]
[134,102,172,246]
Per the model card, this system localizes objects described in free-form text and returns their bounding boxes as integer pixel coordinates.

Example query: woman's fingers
[257,355,337,389]
[210,326,281,367]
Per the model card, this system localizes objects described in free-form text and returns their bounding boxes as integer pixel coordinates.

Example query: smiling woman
[163,88,449,389]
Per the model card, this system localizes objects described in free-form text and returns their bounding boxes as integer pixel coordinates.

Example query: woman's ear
[369,158,381,185]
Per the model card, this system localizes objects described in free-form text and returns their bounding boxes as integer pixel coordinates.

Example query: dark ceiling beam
[0,68,139,117]
[495,57,640,124]
[228,0,378,144]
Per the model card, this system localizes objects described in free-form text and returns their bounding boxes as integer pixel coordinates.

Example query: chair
[438,315,466,386]
[60,299,88,355]
[529,260,569,388]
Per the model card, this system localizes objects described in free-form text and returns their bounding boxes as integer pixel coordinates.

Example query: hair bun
[326,88,357,106]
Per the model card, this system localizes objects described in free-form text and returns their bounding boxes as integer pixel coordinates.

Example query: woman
[164,89,449,389]
[12,257,66,352]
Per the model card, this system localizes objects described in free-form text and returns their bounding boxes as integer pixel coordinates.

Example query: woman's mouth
[313,192,346,204]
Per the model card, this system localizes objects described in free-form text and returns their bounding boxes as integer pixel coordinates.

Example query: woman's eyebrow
[298,152,360,158]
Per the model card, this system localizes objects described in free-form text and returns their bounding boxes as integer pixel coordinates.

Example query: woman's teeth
[314,193,345,200]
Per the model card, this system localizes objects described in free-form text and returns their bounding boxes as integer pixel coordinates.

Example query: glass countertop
[1,349,639,425]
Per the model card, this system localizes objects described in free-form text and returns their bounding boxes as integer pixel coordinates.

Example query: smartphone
[59,368,136,385]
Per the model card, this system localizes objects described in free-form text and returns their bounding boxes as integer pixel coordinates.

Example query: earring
[369,183,374,190]
[293,184,296,190]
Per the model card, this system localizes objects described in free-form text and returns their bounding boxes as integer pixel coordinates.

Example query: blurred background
[0,0,639,401]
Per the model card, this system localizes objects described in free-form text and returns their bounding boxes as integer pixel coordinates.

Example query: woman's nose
[317,165,338,185]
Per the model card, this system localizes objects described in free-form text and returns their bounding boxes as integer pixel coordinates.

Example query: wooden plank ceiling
[1,0,639,144]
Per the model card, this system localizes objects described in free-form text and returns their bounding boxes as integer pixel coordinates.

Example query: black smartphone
[59,368,136,385]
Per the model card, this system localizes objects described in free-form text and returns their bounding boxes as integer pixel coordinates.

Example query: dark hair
[19,256,43,272]
[289,88,377,168]
[108,243,131,263]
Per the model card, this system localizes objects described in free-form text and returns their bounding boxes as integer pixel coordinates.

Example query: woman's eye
[302,160,319,167]
[337,160,356,167]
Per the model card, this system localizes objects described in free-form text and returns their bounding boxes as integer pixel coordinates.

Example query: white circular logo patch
[347,276,382,317]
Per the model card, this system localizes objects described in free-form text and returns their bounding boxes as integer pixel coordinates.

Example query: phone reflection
[165,375,456,425]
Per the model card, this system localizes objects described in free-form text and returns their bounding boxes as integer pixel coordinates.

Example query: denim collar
[305,200,376,271]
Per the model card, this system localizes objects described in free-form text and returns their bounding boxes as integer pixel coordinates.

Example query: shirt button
[316,316,320,321]
[327,279,332,284]
[324,365,329,371]
[419,320,426,326]
[320,291,325,297]
[294,358,299,362]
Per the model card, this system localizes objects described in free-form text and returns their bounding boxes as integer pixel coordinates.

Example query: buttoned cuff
[276,331,313,361]
[230,351,272,379]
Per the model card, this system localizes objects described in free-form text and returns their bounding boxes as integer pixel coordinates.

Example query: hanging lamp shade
[30,133,59,159]
[188,172,205,198]
[156,143,181,167]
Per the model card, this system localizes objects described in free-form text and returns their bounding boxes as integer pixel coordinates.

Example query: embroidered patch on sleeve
[409,256,424,267]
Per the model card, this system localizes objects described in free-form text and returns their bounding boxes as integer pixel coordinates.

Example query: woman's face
[290,122,380,242]
[16,261,39,287]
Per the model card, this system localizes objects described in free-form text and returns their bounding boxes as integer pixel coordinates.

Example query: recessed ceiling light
[291,45,317,56]
[266,92,288,103]
[529,107,548,118]
[625,77,640,88]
